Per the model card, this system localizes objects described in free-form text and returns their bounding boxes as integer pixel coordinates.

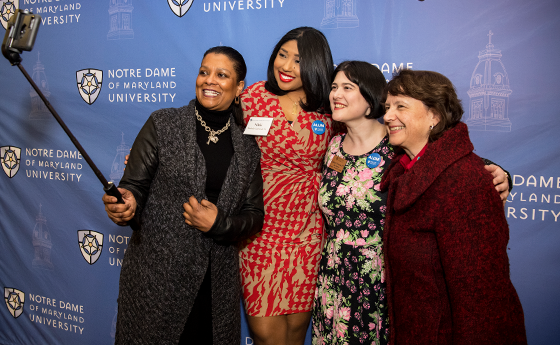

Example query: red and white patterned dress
[239,81,333,316]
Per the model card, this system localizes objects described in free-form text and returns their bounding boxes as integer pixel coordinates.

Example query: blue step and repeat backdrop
[1,0,559,344]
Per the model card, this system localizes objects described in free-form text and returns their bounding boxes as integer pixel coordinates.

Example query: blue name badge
[366,153,381,169]
[311,120,326,135]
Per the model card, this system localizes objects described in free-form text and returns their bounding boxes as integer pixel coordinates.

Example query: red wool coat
[380,122,527,345]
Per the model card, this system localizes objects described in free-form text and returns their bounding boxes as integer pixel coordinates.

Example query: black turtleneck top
[194,99,234,205]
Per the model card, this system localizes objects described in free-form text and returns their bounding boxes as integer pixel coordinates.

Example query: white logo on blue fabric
[168,0,194,17]
[1,146,21,178]
[108,0,134,40]
[321,0,359,29]
[77,69,103,105]
[312,120,326,135]
[366,153,381,169]
[0,0,18,30]
[78,230,104,265]
[4,287,25,318]
[466,31,512,132]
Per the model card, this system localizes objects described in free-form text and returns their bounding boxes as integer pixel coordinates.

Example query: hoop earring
[235,96,240,105]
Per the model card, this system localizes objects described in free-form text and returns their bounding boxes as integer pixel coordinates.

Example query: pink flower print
[338,307,351,321]
[335,322,348,338]
[326,306,334,319]
[345,167,357,181]
[356,238,366,246]
[337,211,344,218]
[358,168,373,181]
[368,222,376,230]
[354,220,361,228]
[345,220,352,228]
[369,322,376,330]
[380,205,387,213]
[336,184,350,196]
[353,325,359,332]
[363,301,371,310]
[380,219,385,225]
[364,179,374,190]
[374,183,381,191]
[360,230,369,237]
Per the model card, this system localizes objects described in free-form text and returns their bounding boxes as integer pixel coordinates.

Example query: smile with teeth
[278,71,295,83]
[203,89,220,96]
[390,126,405,131]
[333,103,346,109]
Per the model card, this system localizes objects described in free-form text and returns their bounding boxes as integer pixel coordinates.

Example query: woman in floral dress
[312,61,392,345]
[312,62,511,345]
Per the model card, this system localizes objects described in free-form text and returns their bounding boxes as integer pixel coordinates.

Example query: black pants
[179,263,213,344]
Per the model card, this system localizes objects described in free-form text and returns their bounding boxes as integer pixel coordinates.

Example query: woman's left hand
[183,196,218,232]
[485,164,509,205]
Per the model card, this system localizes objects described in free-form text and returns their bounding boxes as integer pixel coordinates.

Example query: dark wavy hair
[203,46,247,125]
[332,61,386,120]
[383,69,464,142]
[264,27,333,113]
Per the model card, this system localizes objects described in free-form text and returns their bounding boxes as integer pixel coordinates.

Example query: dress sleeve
[481,157,513,192]
[434,161,524,344]
[204,163,264,242]
[118,116,159,222]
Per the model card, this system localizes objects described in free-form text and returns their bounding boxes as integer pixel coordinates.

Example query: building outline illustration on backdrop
[109,132,129,184]
[0,0,18,30]
[321,0,359,29]
[4,287,25,318]
[1,146,21,178]
[29,53,51,120]
[32,204,54,271]
[108,0,134,40]
[168,0,194,17]
[77,69,103,105]
[466,31,512,132]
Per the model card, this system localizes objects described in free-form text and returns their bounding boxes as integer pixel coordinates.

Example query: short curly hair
[383,69,463,142]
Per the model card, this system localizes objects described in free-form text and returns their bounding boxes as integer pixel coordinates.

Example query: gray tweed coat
[115,100,263,344]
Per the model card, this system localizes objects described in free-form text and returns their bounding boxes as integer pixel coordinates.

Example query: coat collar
[380,122,474,212]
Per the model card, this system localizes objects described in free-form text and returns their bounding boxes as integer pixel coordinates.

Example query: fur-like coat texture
[380,122,526,345]
[115,100,262,344]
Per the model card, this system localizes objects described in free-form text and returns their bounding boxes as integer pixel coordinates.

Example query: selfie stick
[2,9,137,228]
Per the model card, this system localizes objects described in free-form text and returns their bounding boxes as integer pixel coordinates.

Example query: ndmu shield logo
[0,0,19,30]
[4,287,25,318]
[168,0,194,17]
[78,230,104,265]
[1,146,21,178]
[77,69,103,105]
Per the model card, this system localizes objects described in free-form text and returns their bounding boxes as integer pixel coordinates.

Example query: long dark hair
[203,46,247,125]
[264,27,333,113]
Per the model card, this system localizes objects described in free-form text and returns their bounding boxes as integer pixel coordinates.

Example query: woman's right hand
[102,188,137,225]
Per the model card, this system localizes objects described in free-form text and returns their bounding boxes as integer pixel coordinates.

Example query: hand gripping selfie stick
[2,9,137,229]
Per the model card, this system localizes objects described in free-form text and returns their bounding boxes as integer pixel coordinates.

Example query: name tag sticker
[329,155,347,173]
[244,117,274,136]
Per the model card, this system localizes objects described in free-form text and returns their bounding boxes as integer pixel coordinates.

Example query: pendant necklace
[195,107,231,145]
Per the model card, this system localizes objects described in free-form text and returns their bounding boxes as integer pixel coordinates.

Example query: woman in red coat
[380,70,526,345]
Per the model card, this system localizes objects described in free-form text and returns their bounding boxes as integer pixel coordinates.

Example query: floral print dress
[312,134,394,345]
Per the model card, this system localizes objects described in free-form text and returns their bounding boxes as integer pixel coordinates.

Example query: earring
[429,124,434,131]
[235,96,240,105]
[365,108,371,116]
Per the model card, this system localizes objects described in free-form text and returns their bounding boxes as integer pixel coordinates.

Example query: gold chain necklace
[195,108,231,145]
[286,93,300,117]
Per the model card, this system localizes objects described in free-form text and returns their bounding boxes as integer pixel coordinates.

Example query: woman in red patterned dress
[239,27,334,345]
